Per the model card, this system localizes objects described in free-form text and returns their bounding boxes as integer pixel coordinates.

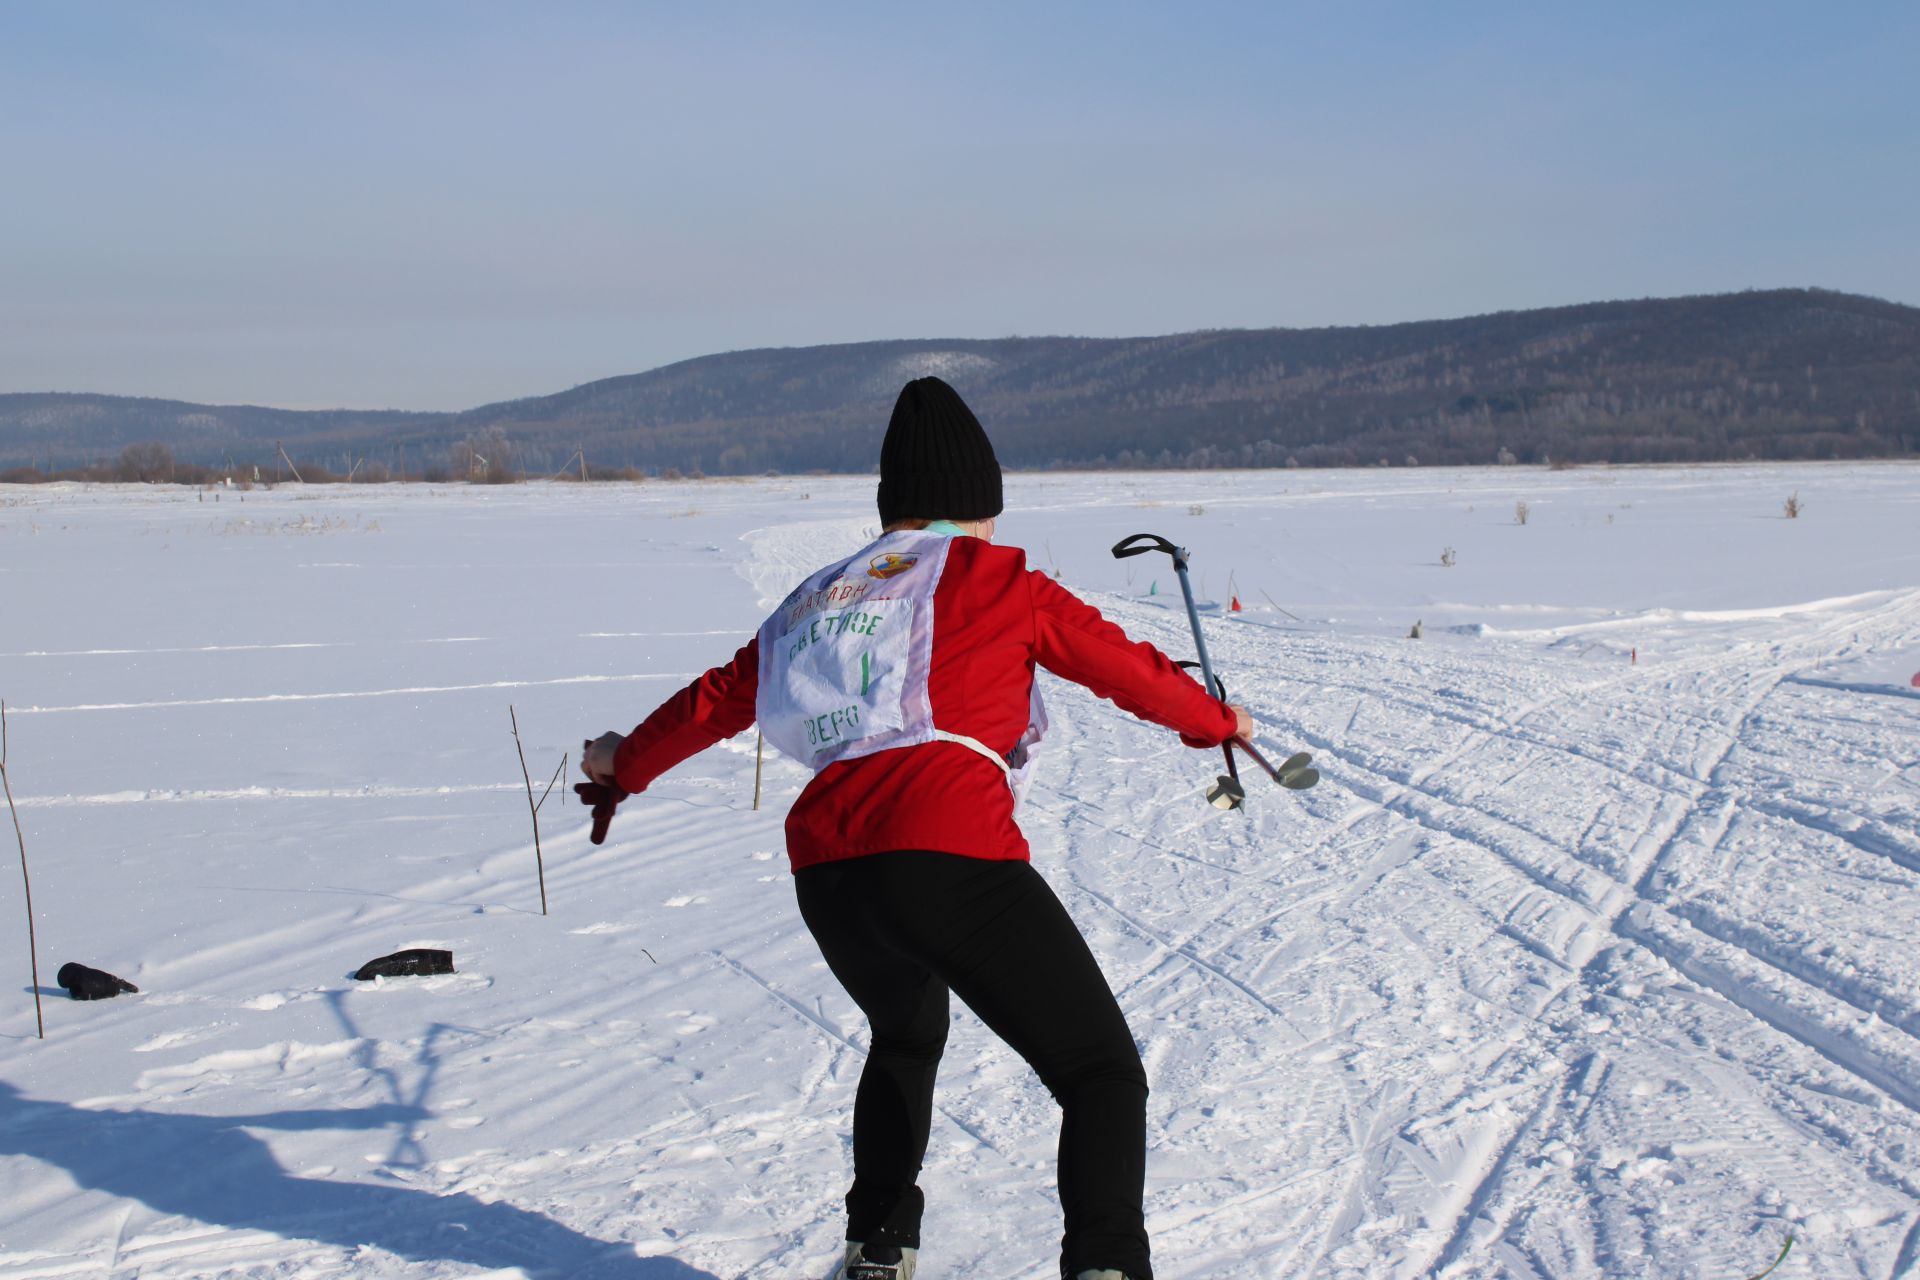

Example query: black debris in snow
[353,949,455,981]
[56,962,139,1001]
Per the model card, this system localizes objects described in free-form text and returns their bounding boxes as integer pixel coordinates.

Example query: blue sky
[2,1,1915,410]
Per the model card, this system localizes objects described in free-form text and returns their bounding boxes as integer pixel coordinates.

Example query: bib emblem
[867,552,919,580]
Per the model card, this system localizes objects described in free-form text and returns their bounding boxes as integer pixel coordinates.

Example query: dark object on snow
[57,962,138,1000]
[353,948,455,981]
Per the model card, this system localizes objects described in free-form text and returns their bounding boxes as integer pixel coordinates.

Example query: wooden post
[752,731,765,811]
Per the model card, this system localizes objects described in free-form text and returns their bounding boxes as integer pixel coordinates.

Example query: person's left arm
[1026,570,1241,746]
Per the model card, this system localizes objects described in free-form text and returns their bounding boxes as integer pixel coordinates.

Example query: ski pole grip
[1111,533,1180,561]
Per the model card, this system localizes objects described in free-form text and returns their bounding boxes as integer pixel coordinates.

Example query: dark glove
[574,780,629,845]
[578,732,631,844]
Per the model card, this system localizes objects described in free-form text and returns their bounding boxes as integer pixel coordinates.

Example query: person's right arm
[603,636,760,795]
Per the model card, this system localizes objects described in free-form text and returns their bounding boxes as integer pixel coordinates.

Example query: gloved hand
[579,732,630,845]
[582,731,625,785]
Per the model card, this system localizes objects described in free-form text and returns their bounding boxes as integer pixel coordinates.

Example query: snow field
[0,463,1916,1278]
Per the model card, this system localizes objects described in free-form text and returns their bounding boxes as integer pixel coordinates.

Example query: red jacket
[611,536,1238,871]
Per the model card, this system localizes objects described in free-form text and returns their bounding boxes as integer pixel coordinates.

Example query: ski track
[1267,591,1919,1020]
[0,632,734,661]
[1428,1080,1559,1277]
[1891,1211,1920,1280]
[7,671,693,715]
[704,949,1022,1173]
[1059,575,1920,1277]
[11,783,529,808]
[1065,869,1310,1040]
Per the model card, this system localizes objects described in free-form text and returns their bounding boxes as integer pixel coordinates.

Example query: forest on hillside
[3,288,1915,478]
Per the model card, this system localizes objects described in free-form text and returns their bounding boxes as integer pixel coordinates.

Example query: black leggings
[795,850,1152,1280]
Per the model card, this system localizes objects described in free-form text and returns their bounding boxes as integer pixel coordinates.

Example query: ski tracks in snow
[1028,582,1920,1278]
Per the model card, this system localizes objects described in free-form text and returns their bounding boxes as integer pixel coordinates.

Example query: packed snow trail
[0,465,1916,1278]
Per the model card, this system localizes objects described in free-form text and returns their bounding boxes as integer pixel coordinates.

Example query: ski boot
[833,1241,917,1280]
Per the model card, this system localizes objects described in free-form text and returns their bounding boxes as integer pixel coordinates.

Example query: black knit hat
[876,376,1003,525]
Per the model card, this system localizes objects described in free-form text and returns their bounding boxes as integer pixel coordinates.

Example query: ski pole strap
[1111,534,1211,679]
[933,729,1012,774]
[1111,533,1183,564]
[1174,659,1226,699]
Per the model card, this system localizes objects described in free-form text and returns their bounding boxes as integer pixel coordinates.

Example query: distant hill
[4,288,1916,474]
[0,395,432,474]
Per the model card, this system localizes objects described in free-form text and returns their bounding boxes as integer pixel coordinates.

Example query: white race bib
[756,530,952,770]
[755,530,1047,795]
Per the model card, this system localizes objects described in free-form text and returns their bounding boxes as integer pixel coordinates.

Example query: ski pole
[1232,738,1319,791]
[1115,533,1244,808]
[1114,535,1221,704]
[1114,533,1318,801]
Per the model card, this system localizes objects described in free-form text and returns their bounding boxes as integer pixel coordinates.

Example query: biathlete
[580,376,1251,1280]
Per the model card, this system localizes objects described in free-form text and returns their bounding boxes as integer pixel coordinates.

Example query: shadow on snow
[0,1080,722,1279]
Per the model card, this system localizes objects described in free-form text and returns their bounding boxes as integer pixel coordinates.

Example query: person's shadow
[0,1080,722,1278]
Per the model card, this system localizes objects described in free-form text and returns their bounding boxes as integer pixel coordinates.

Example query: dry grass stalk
[509,705,565,915]
[0,702,45,1038]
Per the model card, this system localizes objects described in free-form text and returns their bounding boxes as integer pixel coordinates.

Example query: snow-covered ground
[0,462,1916,1279]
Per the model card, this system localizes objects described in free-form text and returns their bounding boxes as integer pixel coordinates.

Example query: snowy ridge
[738,515,876,613]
